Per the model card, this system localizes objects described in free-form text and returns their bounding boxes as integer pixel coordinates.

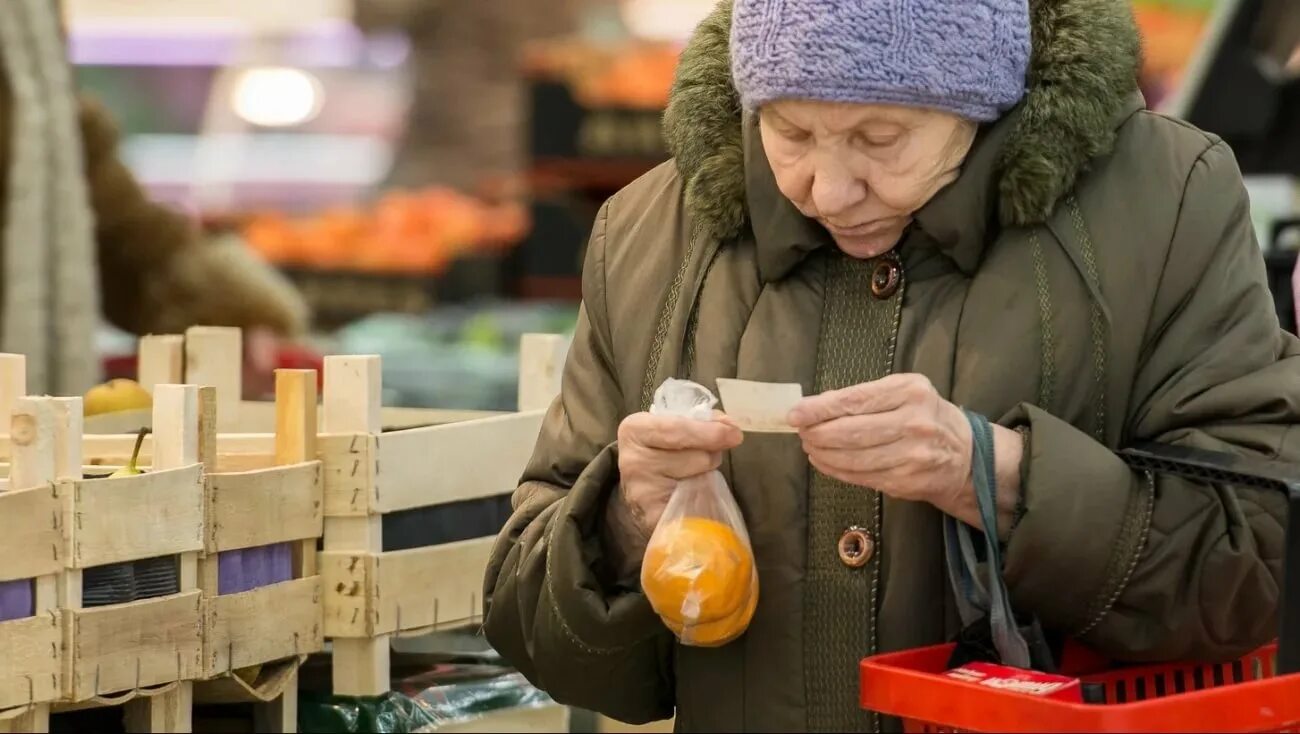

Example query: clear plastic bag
[640,379,759,647]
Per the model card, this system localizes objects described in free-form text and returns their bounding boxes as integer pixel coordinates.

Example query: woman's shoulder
[597,159,698,284]
[1096,108,1240,204]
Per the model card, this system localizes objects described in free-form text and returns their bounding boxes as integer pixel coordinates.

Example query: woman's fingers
[798,412,907,450]
[620,413,743,452]
[622,446,723,481]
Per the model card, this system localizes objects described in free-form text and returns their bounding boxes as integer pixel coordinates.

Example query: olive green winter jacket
[484,0,1300,731]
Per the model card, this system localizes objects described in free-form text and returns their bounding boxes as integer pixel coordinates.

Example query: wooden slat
[318,552,373,639]
[0,612,61,709]
[319,537,498,638]
[203,577,322,677]
[124,683,192,733]
[373,537,495,635]
[66,464,204,568]
[323,356,381,436]
[517,333,567,412]
[373,411,544,514]
[274,370,317,466]
[10,398,56,492]
[318,434,375,517]
[0,483,62,582]
[320,355,388,697]
[206,462,323,552]
[137,335,184,395]
[65,591,203,701]
[0,354,25,435]
[185,326,242,432]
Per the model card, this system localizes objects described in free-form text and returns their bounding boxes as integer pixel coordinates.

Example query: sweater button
[870,259,901,299]
[838,527,874,568]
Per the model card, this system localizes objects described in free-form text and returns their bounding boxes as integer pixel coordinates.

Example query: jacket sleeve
[1003,140,1299,662]
[482,203,676,724]
[81,97,309,336]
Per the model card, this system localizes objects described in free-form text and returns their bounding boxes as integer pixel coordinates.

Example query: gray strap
[943,410,1032,669]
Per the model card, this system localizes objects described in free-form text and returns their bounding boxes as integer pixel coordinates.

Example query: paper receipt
[715,378,804,434]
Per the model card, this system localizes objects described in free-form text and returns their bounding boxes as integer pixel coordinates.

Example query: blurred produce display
[1133,0,1217,106]
[326,302,577,411]
[522,38,679,110]
[243,187,528,274]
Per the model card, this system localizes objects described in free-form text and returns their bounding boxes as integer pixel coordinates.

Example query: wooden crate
[315,332,564,697]
[194,368,326,734]
[0,436,63,731]
[0,326,567,714]
[0,389,206,733]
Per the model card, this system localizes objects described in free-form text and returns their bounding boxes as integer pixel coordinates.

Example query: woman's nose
[809,161,867,220]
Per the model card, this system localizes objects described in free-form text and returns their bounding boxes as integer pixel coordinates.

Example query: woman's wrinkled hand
[788,374,973,509]
[615,411,744,536]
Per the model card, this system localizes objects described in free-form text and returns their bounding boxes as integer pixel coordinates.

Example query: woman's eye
[779,126,811,143]
[856,132,900,148]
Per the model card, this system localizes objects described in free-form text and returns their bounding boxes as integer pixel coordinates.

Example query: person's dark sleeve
[1003,141,1297,662]
[483,202,675,724]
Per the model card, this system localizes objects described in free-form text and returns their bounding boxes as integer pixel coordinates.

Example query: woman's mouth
[823,219,894,237]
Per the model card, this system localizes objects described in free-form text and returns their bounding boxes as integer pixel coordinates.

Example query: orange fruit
[641,516,757,631]
[663,571,758,647]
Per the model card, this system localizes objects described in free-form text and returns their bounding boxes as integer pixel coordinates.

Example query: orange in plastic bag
[640,379,759,647]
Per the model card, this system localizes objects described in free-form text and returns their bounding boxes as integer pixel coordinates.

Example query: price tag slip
[715,378,804,434]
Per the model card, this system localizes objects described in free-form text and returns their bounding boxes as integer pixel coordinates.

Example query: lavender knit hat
[730,0,1032,122]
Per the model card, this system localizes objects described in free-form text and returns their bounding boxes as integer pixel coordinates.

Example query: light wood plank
[318,434,375,517]
[275,370,317,466]
[322,356,381,435]
[253,669,298,733]
[184,326,242,432]
[517,333,567,412]
[198,387,218,473]
[0,613,61,709]
[204,577,322,677]
[50,398,83,481]
[9,398,55,492]
[206,463,323,552]
[138,335,184,395]
[330,638,389,697]
[154,385,202,598]
[319,551,374,638]
[124,683,193,733]
[0,354,25,439]
[65,591,203,701]
[0,705,51,733]
[65,465,204,568]
[152,385,198,471]
[373,411,544,514]
[372,537,495,635]
[320,355,388,696]
[0,484,62,582]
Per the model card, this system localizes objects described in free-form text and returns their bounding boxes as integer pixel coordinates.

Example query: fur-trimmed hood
[663,0,1144,243]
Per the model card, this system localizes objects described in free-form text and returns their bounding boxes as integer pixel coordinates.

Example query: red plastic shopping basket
[861,442,1300,733]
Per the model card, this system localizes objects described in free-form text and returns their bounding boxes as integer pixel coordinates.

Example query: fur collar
[662,0,1143,243]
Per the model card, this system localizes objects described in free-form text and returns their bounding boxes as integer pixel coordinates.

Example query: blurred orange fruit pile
[524,39,680,110]
[244,188,529,275]
[1134,4,1211,79]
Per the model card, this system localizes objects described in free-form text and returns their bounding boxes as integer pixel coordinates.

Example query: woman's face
[759,100,977,259]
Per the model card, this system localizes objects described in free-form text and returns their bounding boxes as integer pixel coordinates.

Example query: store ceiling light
[231,67,324,128]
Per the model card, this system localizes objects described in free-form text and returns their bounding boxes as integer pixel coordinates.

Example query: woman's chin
[831,230,902,260]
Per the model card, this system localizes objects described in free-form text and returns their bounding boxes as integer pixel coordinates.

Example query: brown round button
[871,259,901,299]
[837,527,875,568]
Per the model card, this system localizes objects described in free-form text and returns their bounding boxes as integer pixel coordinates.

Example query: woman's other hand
[615,411,744,536]
[789,374,1023,536]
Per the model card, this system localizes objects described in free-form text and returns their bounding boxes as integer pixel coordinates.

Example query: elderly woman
[484,0,1300,730]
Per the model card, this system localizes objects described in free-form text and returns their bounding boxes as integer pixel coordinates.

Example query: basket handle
[1119,442,1300,675]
